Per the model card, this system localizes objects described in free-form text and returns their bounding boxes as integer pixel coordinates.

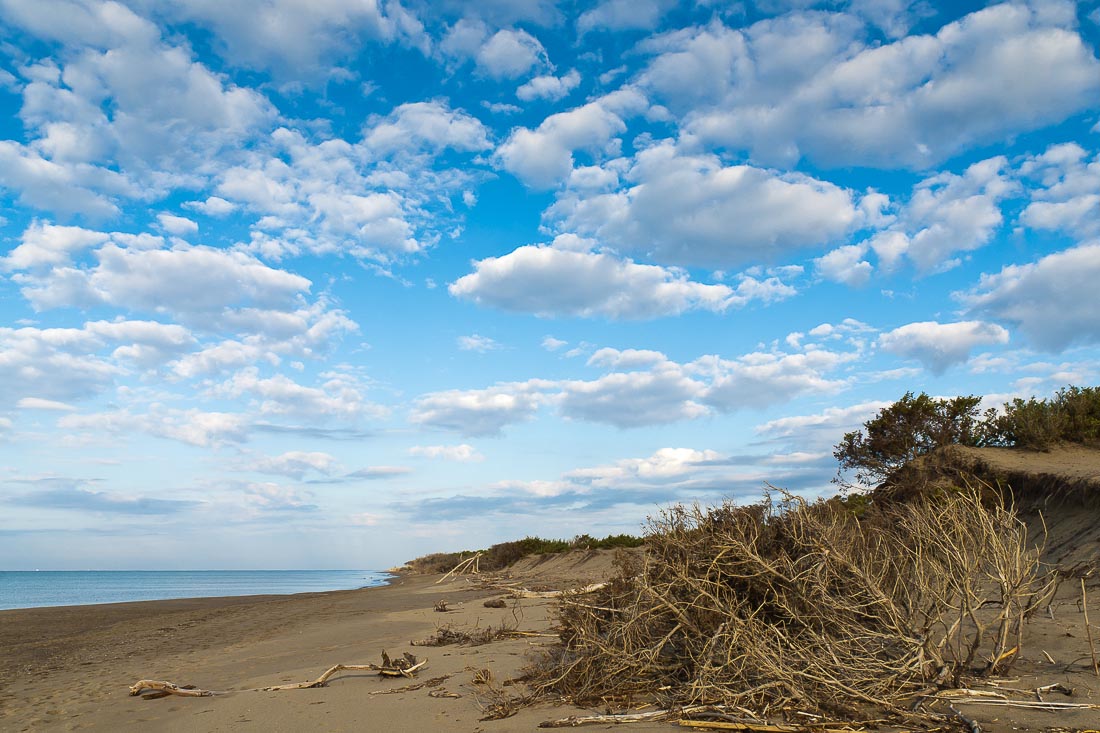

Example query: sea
[0,570,389,611]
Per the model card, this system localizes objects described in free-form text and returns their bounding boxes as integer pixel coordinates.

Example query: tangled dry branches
[536,483,1052,720]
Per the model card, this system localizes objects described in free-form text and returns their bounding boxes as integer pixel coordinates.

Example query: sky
[1,0,1099,570]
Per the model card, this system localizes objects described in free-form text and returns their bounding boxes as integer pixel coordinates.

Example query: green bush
[834,392,985,486]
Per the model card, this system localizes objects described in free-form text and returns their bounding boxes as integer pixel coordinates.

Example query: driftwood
[509,582,607,599]
[130,652,427,699]
[437,553,481,583]
[128,680,217,698]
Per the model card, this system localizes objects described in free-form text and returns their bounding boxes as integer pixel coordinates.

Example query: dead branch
[1083,577,1099,677]
[509,582,607,598]
[131,652,427,699]
[128,681,216,697]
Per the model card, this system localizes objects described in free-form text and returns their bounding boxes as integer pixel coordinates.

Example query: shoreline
[0,569,392,613]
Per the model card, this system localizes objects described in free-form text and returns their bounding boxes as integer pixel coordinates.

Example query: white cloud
[1019,143,1100,239]
[3,221,110,270]
[962,243,1100,351]
[408,444,485,462]
[756,400,892,450]
[247,451,339,479]
[362,101,492,156]
[695,349,853,411]
[0,319,194,409]
[156,213,198,236]
[516,69,580,102]
[476,28,548,79]
[813,244,872,286]
[496,89,647,188]
[149,0,429,78]
[13,241,311,329]
[215,367,384,422]
[457,334,500,352]
[16,397,77,411]
[185,195,237,217]
[449,245,742,319]
[587,348,668,370]
[541,336,567,351]
[410,380,548,437]
[7,0,275,187]
[411,343,858,435]
[577,0,675,33]
[558,362,708,427]
[659,5,1100,169]
[882,157,1015,272]
[548,141,863,268]
[877,320,1009,374]
[59,407,250,447]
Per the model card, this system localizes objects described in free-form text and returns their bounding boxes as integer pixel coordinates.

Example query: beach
[4,447,1100,732]
[0,551,677,732]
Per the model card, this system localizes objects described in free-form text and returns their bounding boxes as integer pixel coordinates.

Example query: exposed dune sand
[1,450,1099,732]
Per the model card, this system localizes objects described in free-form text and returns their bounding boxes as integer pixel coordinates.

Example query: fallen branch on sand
[539,706,882,730]
[437,553,481,583]
[129,651,427,699]
[509,582,607,598]
[127,681,216,698]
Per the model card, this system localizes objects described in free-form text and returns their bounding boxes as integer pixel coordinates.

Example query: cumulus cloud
[408,444,485,462]
[1019,143,1100,239]
[547,141,863,268]
[496,89,647,188]
[577,0,676,33]
[962,243,1100,351]
[362,101,492,156]
[457,334,500,352]
[516,69,580,102]
[1,0,275,205]
[214,367,385,422]
[450,245,748,319]
[411,343,858,435]
[475,28,548,79]
[756,400,892,450]
[59,408,250,447]
[410,381,548,436]
[813,244,872,286]
[870,156,1015,273]
[148,0,428,78]
[3,221,110,270]
[652,5,1100,169]
[14,240,311,329]
[878,320,1009,373]
[0,320,194,409]
[156,213,198,236]
[246,450,339,479]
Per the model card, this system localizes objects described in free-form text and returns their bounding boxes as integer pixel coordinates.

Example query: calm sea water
[0,570,389,611]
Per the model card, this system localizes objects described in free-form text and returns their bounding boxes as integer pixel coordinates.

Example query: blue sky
[1,0,1099,570]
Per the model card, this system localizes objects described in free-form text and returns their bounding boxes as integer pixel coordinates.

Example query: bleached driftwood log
[509,582,607,599]
[129,681,217,697]
[130,652,427,699]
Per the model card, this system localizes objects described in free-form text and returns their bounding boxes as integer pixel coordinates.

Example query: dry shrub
[537,484,1051,719]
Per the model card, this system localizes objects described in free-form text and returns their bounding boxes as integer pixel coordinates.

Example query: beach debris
[411,621,533,647]
[437,552,481,583]
[130,652,429,699]
[367,674,453,696]
[483,598,507,608]
[434,599,451,612]
[534,484,1054,721]
[508,582,607,599]
[1083,577,1099,677]
[428,689,462,699]
[128,680,216,698]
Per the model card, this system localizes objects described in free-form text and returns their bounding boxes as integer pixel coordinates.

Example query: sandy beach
[0,552,681,732]
[3,448,1100,732]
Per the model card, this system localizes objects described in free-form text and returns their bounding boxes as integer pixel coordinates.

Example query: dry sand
[2,448,1099,732]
